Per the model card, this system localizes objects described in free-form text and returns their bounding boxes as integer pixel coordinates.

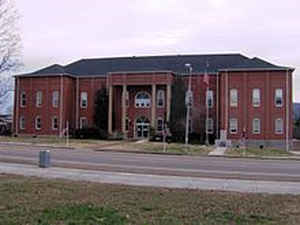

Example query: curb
[94,148,185,156]
[0,142,75,150]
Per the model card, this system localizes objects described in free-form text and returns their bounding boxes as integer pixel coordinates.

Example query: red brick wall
[219,71,293,140]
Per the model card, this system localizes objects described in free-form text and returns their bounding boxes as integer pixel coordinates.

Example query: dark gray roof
[21,54,293,77]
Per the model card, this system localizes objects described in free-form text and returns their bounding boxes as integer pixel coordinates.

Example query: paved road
[2,162,300,194]
[0,143,299,182]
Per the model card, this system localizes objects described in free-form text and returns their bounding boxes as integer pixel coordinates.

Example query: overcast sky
[16,0,300,101]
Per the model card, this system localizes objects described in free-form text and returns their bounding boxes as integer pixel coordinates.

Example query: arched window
[135,92,151,108]
[157,90,165,108]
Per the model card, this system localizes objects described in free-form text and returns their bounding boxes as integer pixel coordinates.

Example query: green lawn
[1,174,300,225]
[226,147,293,157]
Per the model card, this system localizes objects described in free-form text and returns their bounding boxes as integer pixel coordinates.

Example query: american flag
[203,60,209,85]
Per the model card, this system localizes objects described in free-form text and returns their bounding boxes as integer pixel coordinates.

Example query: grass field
[1,174,300,225]
[226,147,293,157]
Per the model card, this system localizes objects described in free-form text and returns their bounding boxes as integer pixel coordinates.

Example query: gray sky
[17,0,300,101]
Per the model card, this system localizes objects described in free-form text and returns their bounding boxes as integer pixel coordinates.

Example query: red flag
[203,72,209,86]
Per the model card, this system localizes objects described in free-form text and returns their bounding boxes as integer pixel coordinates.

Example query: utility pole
[185,63,192,146]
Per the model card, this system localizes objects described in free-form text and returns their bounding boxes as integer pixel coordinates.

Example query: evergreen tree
[94,87,108,131]
[169,75,187,141]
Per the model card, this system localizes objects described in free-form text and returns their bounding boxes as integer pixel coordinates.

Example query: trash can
[39,150,51,168]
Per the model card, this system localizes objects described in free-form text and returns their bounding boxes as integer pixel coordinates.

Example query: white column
[122,84,127,137]
[59,75,64,138]
[108,85,113,135]
[166,84,171,122]
[151,84,156,128]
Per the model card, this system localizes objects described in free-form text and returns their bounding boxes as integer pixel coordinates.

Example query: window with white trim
[206,118,214,134]
[275,88,283,107]
[52,117,58,130]
[229,118,238,134]
[252,89,260,107]
[80,117,88,129]
[275,118,283,134]
[20,91,26,107]
[157,118,164,131]
[36,91,43,107]
[80,92,88,108]
[52,91,59,108]
[206,90,214,108]
[252,118,261,134]
[230,89,238,107]
[19,116,25,130]
[135,92,151,108]
[157,90,165,108]
[35,116,42,130]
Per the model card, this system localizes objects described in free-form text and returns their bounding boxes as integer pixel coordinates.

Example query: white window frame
[20,91,26,107]
[52,91,59,108]
[206,118,214,134]
[230,89,238,107]
[252,88,261,107]
[135,92,151,108]
[35,116,41,130]
[157,117,164,131]
[157,90,165,108]
[36,91,43,107]
[252,118,261,134]
[80,92,88,108]
[206,90,214,108]
[80,117,88,129]
[275,88,283,107]
[229,118,238,134]
[52,117,58,130]
[19,116,25,130]
[275,118,283,134]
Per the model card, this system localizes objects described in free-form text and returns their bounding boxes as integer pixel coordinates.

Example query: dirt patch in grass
[226,147,293,157]
[1,174,300,225]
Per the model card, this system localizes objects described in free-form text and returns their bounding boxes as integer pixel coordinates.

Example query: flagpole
[286,69,289,152]
[205,62,209,146]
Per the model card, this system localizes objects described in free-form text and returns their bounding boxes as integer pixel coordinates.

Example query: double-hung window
[252,118,261,134]
[52,91,59,108]
[252,89,260,107]
[20,91,26,107]
[206,118,214,134]
[206,90,213,108]
[80,92,88,108]
[275,89,283,107]
[275,118,283,134]
[157,90,165,108]
[230,89,238,107]
[229,118,238,134]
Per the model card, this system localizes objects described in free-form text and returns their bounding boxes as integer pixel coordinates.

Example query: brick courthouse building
[13,54,294,148]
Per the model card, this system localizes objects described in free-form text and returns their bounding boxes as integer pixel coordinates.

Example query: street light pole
[185,63,192,146]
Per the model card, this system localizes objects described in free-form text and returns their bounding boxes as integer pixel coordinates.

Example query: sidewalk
[1,162,300,194]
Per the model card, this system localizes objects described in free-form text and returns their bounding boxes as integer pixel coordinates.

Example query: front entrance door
[136,116,150,138]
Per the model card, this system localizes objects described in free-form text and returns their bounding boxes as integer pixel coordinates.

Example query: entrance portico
[107,71,173,139]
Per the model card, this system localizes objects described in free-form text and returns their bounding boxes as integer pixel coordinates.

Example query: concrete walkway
[209,147,227,156]
[1,162,300,195]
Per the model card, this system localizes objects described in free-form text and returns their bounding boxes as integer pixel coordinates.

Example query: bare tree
[0,0,21,74]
